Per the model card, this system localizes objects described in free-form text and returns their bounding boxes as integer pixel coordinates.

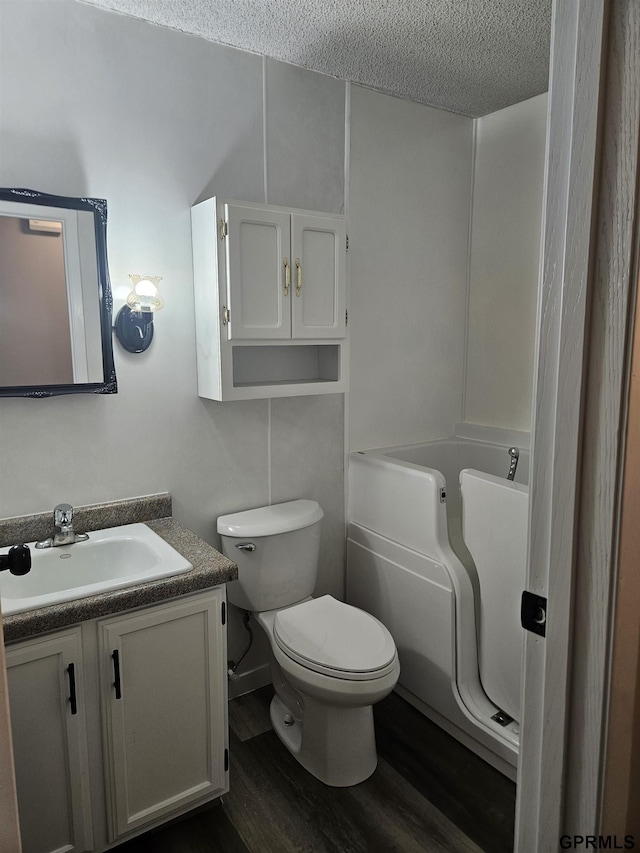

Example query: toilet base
[270,692,378,787]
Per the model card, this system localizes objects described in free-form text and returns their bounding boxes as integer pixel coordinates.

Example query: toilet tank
[217,500,324,611]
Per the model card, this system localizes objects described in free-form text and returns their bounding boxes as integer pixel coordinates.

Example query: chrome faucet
[35,503,90,549]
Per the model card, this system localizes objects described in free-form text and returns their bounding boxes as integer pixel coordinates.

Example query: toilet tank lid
[217,500,323,537]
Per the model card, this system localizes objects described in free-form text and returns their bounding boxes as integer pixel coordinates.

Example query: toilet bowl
[217,500,400,786]
[259,596,399,786]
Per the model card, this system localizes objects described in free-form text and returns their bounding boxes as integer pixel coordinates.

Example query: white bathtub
[346,432,529,779]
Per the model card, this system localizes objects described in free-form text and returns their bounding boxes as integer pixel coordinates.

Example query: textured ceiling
[78,0,552,117]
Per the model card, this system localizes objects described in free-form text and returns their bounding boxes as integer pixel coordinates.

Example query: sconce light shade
[114,275,164,353]
[126,274,164,313]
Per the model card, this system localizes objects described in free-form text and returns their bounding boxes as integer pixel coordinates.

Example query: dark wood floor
[115,687,516,853]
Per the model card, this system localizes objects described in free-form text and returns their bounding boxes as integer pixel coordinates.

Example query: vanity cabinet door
[5,629,93,853]
[99,589,228,841]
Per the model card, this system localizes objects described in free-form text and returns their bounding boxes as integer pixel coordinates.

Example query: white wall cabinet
[5,629,93,853]
[192,197,349,400]
[5,589,228,853]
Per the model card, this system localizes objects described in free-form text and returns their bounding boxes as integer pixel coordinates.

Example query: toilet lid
[273,595,397,681]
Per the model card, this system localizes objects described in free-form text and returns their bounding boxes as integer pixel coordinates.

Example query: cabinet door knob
[283,257,291,296]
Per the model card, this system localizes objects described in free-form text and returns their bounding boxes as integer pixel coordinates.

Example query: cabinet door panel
[291,213,346,339]
[6,631,92,853]
[226,203,291,339]
[100,591,227,840]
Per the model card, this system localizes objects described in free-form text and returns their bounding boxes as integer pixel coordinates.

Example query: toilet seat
[273,595,397,681]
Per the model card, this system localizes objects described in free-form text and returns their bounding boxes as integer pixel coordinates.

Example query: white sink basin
[0,523,192,616]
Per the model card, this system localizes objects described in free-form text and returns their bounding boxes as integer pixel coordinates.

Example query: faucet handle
[54,503,74,527]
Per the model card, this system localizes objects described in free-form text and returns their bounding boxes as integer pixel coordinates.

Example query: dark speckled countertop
[1,495,237,643]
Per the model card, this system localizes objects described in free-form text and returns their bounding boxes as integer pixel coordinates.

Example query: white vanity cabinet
[5,629,93,853]
[5,588,228,853]
[99,591,227,840]
[192,197,349,400]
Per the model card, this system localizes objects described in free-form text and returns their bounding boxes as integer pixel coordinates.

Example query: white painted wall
[0,0,346,668]
[348,85,473,450]
[464,94,548,432]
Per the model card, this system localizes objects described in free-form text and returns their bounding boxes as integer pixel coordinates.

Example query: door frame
[516,0,640,846]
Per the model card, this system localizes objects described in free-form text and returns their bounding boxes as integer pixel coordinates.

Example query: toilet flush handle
[235,542,256,552]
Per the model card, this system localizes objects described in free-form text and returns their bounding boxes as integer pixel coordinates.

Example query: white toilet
[217,499,400,787]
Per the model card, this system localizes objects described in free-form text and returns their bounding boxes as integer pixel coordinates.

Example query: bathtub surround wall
[464,94,548,432]
[347,86,474,450]
[347,91,547,452]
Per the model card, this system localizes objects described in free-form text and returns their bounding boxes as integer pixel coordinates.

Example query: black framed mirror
[0,188,117,397]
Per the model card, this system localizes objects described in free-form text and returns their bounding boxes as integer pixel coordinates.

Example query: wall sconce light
[114,274,164,353]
